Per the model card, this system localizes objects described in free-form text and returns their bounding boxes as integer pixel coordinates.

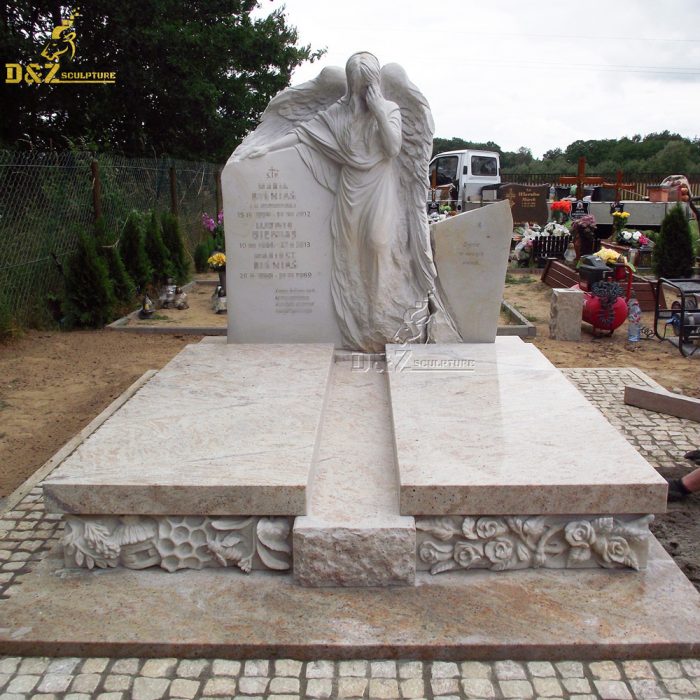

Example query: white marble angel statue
[234,52,461,352]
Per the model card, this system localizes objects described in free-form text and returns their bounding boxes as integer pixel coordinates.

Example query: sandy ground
[503,275,700,398]
[1,277,700,589]
[121,279,227,329]
[0,332,198,497]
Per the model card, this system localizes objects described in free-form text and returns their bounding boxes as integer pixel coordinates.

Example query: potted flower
[551,199,572,224]
[207,252,227,295]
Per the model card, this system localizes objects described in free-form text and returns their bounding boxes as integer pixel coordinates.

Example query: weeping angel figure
[234,52,461,352]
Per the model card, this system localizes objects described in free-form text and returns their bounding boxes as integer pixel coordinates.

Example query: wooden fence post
[215,169,223,214]
[91,159,102,221]
[169,166,178,217]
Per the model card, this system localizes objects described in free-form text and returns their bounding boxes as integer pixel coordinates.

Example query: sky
[254,0,700,158]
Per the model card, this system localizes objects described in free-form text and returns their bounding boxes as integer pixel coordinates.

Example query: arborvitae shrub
[120,211,152,291]
[161,212,191,284]
[94,218,136,305]
[63,228,115,328]
[144,211,174,286]
[0,293,18,341]
[653,204,695,279]
[194,238,218,272]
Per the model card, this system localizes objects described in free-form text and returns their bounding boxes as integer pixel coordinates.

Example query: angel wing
[232,66,347,161]
[381,63,462,341]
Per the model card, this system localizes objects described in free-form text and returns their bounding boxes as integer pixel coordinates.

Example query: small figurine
[160,278,177,308]
[213,286,227,314]
[139,293,155,318]
[174,287,189,310]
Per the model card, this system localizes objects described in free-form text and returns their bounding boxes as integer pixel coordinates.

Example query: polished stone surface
[293,362,415,587]
[228,55,458,352]
[43,343,335,516]
[431,201,513,343]
[222,148,343,346]
[387,338,668,516]
[0,538,698,660]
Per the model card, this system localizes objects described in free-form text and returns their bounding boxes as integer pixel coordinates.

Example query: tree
[0,2,323,161]
[119,211,152,291]
[653,204,695,279]
[63,227,115,328]
[95,217,136,305]
[161,212,191,284]
[144,211,174,286]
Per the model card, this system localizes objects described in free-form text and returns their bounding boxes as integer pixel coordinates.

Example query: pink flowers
[202,212,223,233]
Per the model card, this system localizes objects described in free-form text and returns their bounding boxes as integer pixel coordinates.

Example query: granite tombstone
[498,183,549,227]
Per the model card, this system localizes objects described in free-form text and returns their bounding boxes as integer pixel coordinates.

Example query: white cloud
[256,0,700,156]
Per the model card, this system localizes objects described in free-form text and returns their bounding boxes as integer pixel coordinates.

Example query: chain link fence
[0,150,221,325]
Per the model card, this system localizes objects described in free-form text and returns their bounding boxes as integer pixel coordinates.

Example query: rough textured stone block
[549,287,583,341]
[293,363,415,587]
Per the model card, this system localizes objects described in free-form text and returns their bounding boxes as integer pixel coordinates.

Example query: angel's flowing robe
[295,100,435,352]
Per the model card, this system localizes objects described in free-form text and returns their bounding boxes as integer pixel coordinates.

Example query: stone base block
[1,538,699,660]
[549,287,584,341]
[293,517,416,587]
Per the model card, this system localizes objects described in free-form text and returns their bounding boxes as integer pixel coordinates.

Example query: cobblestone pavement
[1,367,700,699]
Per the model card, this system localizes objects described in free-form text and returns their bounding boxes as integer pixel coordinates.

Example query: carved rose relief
[416,515,652,575]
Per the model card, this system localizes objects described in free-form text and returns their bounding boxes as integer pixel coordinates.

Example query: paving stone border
[1,367,700,699]
[1,655,700,699]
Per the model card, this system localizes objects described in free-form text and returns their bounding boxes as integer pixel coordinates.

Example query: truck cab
[428,149,501,211]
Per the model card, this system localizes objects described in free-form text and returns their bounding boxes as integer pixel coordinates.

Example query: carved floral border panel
[63,515,293,573]
[416,515,653,575]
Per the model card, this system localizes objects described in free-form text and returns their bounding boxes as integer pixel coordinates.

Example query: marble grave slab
[387,338,668,516]
[43,343,335,516]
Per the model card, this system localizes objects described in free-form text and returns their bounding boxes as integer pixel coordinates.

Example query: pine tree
[161,212,191,284]
[63,228,115,328]
[144,211,174,286]
[653,204,695,279]
[120,211,152,291]
[95,218,136,305]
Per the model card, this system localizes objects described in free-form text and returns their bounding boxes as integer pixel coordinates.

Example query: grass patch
[505,274,535,285]
[511,303,539,323]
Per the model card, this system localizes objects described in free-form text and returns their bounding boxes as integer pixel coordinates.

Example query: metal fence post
[216,169,223,215]
[169,166,178,217]
[91,159,102,221]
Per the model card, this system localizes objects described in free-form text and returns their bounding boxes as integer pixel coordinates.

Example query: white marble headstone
[222,148,343,345]
[431,201,513,342]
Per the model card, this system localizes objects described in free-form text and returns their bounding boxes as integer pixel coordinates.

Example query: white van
[428,149,501,211]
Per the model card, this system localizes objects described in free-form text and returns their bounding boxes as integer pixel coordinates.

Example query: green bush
[194,238,218,272]
[95,218,136,305]
[144,211,174,286]
[653,204,695,279]
[119,211,152,291]
[63,228,116,328]
[161,212,191,284]
[0,293,19,341]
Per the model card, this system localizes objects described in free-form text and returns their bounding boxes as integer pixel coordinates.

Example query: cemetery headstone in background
[498,183,549,226]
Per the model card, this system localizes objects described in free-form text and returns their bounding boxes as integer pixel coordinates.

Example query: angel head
[345,51,381,98]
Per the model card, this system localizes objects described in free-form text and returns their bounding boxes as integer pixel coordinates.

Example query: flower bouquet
[611,210,630,234]
[551,199,572,223]
[615,229,651,250]
[542,222,569,237]
[207,252,226,271]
